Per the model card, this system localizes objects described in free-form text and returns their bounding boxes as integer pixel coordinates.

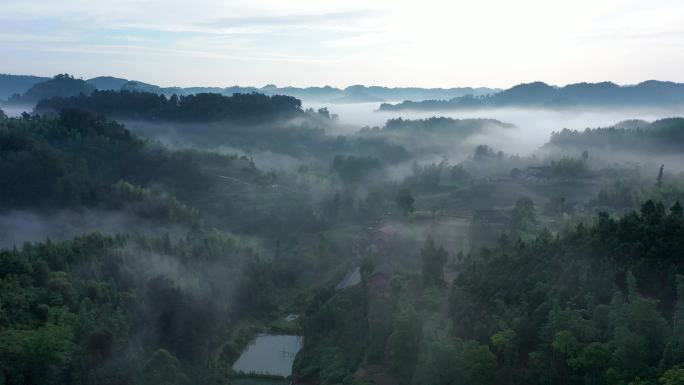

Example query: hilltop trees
[548,118,684,153]
[7,74,95,106]
[35,90,303,122]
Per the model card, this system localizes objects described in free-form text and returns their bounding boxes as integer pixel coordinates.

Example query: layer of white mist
[0,209,182,248]
[306,102,684,155]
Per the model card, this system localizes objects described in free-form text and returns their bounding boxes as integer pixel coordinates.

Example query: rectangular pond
[232,334,303,377]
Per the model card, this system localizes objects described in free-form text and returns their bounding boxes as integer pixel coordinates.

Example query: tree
[657,164,665,187]
[421,236,447,287]
[0,324,75,385]
[510,197,537,232]
[661,367,684,385]
[491,328,517,384]
[317,107,331,119]
[389,304,421,380]
[143,349,190,385]
[457,341,497,385]
[414,337,458,385]
[397,189,415,216]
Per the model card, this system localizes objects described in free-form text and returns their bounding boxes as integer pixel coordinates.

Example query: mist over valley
[3,2,684,384]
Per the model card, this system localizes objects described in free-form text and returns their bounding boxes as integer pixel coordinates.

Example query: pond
[233,334,303,377]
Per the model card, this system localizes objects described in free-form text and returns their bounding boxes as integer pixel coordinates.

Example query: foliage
[35,90,303,123]
[548,118,684,153]
[0,229,267,384]
[450,201,684,385]
[421,236,447,287]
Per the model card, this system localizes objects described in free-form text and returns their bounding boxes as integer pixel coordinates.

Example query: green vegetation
[35,90,304,123]
[296,202,684,385]
[548,118,684,153]
[2,82,684,385]
[0,231,246,384]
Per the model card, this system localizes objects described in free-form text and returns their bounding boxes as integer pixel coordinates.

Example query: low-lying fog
[308,102,684,155]
[0,209,183,249]
[7,99,682,159]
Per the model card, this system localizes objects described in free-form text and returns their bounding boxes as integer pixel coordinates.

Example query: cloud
[197,10,383,31]
[2,0,684,88]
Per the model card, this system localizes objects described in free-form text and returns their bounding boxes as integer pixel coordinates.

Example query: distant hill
[119,82,497,103]
[86,76,130,90]
[379,80,684,111]
[360,85,497,102]
[0,73,499,104]
[120,80,165,94]
[273,85,343,101]
[34,89,305,123]
[330,85,385,103]
[6,74,95,107]
[0,74,49,101]
[357,116,514,158]
[545,117,684,153]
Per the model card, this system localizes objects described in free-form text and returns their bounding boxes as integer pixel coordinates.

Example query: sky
[2,0,684,88]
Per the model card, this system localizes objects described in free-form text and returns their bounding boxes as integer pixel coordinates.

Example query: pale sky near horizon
[2,0,684,89]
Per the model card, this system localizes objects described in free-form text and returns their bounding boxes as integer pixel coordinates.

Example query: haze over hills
[4,74,95,107]
[0,74,50,100]
[0,73,499,108]
[6,73,684,115]
[380,80,684,111]
[6,0,684,384]
[3,75,684,385]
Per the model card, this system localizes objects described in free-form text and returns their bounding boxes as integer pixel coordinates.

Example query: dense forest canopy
[295,202,684,385]
[34,90,304,123]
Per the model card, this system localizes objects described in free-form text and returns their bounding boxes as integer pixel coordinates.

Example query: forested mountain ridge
[86,76,131,91]
[0,73,498,104]
[0,74,49,100]
[379,80,684,111]
[34,90,305,123]
[0,108,273,226]
[546,117,684,152]
[5,74,95,107]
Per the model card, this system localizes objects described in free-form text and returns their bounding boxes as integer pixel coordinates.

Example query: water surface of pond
[233,334,303,377]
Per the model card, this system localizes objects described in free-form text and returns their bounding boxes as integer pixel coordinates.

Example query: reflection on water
[233,334,303,377]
